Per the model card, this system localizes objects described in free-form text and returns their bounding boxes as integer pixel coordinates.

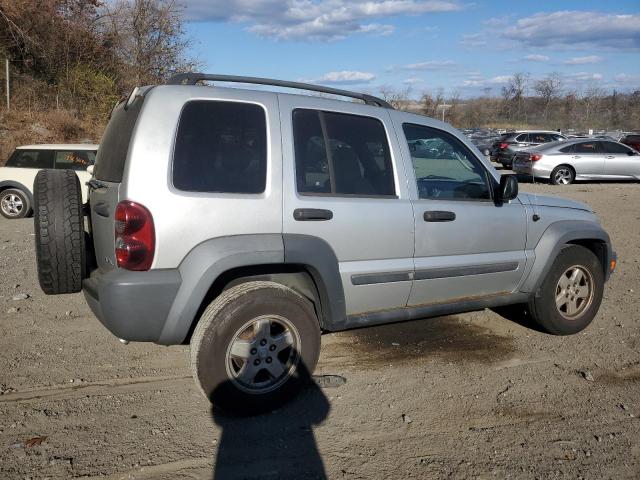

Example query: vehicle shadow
[210,362,330,480]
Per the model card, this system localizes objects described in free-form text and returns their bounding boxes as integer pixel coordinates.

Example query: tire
[528,245,604,335]
[0,188,31,219]
[190,281,321,415]
[33,169,86,294]
[550,165,575,185]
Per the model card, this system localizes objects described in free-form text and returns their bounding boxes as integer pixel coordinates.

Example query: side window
[173,101,267,193]
[603,142,632,155]
[293,109,395,196]
[530,133,547,143]
[403,124,492,201]
[514,134,528,142]
[5,150,54,169]
[551,134,566,141]
[559,144,575,154]
[574,142,601,154]
[54,150,96,171]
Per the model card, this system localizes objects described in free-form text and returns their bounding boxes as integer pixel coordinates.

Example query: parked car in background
[512,138,640,185]
[620,134,640,152]
[0,144,97,219]
[490,131,567,169]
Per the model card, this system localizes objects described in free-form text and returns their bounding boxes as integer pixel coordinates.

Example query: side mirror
[87,165,94,175]
[627,150,639,156]
[498,174,518,202]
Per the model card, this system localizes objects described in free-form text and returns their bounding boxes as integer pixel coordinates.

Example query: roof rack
[166,73,394,109]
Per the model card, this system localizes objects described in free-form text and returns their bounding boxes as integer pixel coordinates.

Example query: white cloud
[462,75,511,88]
[183,0,463,41]
[403,77,424,84]
[614,73,640,84]
[502,11,640,50]
[524,54,550,62]
[564,55,603,65]
[402,60,456,70]
[566,72,604,82]
[460,32,486,47]
[313,70,376,84]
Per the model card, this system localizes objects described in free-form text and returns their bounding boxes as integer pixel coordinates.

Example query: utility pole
[5,58,9,110]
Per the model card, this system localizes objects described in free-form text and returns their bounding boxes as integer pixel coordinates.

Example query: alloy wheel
[225,315,300,394]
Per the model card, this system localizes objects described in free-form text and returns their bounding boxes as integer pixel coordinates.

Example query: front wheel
[550,165,575,185]
[190,281,321,415]
[0,188,31,219]
[528,245,604,335]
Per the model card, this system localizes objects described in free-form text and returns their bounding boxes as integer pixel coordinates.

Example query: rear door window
[293,109,395,197]
[574,142,602,154]
[559,144,575,154]
[514,134,529,142]
[5,150,54,169]
[173,100,267,194]
[55,150,96,171]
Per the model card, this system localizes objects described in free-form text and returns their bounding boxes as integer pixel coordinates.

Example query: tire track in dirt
[0,375,193,403]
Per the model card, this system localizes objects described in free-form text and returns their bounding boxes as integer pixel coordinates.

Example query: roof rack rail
[166,73,394,109]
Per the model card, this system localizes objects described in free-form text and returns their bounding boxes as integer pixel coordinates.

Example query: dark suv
[490,131,566,169]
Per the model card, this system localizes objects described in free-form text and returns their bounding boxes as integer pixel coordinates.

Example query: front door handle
[424,210,456,222]
[605,155,615,159]
[293,208,333,221]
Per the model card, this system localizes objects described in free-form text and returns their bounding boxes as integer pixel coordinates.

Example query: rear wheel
[0,188,30,219]
[190,281,321,415]
[33,169,86,294]
[528,245,603,335]
[551,165,575,185]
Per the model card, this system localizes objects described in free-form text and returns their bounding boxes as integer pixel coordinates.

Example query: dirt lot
[1,180,639,479]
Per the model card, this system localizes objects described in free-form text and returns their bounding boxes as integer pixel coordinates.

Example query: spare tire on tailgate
[33,169,86,294]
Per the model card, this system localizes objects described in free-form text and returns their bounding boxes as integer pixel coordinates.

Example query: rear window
[54,150,96,171]
[623,135,640,142]
[94,98,144,182]
[173,101,267,194]
[6,150,54,169]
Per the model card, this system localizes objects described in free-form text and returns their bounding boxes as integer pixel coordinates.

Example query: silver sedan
[512,138,640,185]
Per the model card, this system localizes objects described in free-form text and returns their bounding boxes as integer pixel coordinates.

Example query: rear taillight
[530,154,543,162]
[114,201,155,271]
[499,142,509,150]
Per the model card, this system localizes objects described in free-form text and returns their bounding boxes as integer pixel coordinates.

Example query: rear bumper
[83,268,182,342]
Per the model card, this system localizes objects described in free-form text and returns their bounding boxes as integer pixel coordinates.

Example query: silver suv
[33,74,616,414]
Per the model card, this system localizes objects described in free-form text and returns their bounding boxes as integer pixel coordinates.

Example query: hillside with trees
[0,0,195,160]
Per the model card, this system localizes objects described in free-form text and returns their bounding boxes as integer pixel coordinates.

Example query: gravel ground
[0,180,639,479]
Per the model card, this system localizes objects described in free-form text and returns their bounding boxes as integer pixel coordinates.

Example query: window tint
[559,144,575,154]
[530,133,549,143]
[5,150,54,169]
[551,134,566,141]
[293,109,395,196]
[173,101,267,194]
[623,135,640,142]
[574,142,602,154]
[55,150,96,171]
[514,134,528,142]
[603,142,632,154]
[403,124,492,201]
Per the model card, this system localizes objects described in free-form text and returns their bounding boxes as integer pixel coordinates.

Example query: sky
[181,0,640,99]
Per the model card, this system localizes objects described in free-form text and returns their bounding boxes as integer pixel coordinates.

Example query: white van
[0,144,98,219]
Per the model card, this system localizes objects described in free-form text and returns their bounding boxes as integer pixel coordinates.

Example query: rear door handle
[423,210,456,222]
[605,155,615,159]
[293,208,333,221]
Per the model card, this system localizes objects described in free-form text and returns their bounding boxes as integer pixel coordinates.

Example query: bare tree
[103,0,197,87]
[534,72,562,121]
[501,72,530,122]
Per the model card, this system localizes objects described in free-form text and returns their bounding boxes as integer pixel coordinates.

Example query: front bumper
[83,268,182,342]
